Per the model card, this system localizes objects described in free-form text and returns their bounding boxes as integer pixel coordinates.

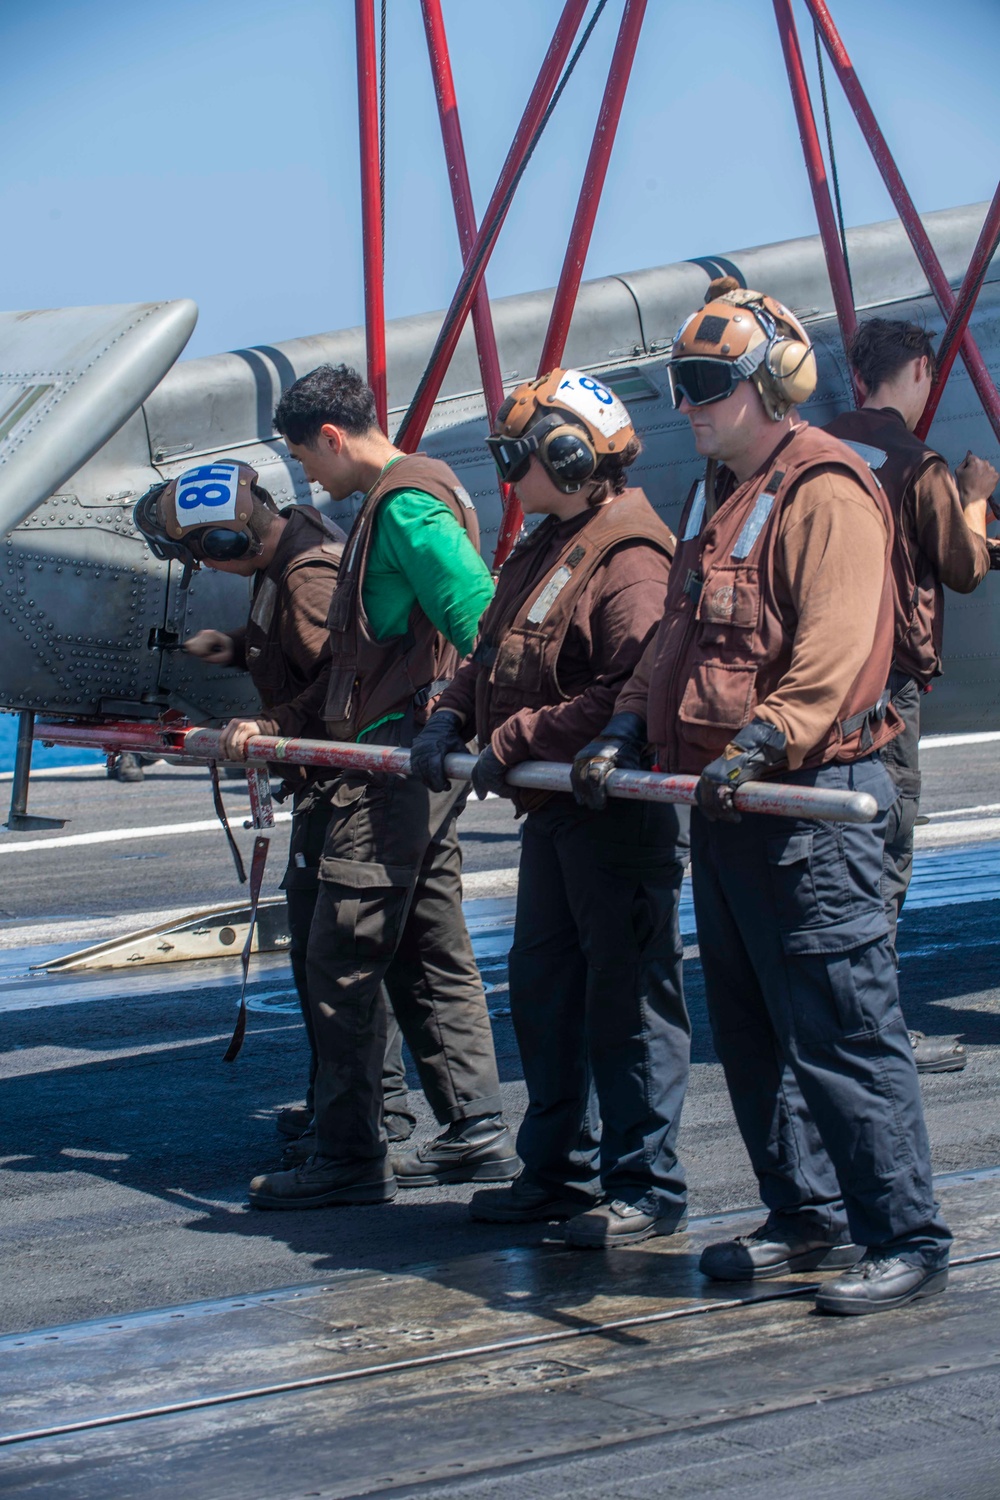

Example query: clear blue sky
[2,0,998,362]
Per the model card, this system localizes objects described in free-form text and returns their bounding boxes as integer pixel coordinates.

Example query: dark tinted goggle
[485,430,539,485]
[667,358,744,410]
[132,488,253,564]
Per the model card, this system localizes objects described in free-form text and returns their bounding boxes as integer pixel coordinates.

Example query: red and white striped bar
[35,719,878,824]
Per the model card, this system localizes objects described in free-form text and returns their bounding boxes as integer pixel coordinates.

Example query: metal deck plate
[1,1170,999,1498]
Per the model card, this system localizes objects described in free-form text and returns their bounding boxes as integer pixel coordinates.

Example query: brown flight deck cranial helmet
[133,460,279,564]
[487,368,635,493]
[670,277,818,420]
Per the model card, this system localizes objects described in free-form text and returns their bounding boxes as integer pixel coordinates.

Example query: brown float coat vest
[645,423,899,774]
[472,489,675,744]
[324,454,480,740]
[243,505,345,711]
[824,406,945,686]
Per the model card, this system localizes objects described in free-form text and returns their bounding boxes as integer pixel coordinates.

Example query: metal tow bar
[35,721,878,824]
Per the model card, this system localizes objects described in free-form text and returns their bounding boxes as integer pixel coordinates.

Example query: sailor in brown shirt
[573,282,951,1314]
[410,370,690,1246]
[826,318,998,1074]
[134,462,416,1154]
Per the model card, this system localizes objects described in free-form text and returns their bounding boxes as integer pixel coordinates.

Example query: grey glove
[409,710,468,792]
[570,712,646,811]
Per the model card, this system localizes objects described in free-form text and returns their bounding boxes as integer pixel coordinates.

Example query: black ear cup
[541,427,597,491]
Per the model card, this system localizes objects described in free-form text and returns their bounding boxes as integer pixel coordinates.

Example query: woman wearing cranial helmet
[410,368,692,1247]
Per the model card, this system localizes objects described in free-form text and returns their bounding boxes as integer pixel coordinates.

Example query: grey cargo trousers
[305,769,503,1162]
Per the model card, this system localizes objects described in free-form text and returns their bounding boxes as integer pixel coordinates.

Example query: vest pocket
[492,628,545,693]
[677,661,757,748]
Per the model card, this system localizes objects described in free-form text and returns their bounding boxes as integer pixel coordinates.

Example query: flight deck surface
[2,739,1000,1496]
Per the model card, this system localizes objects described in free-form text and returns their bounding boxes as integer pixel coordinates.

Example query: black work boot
[815,1252,948,1315]
[249,1155,396,1210]
[700,1221,860,1281]
[108,752,144,784]
[392,1115,520,1188]
[470,1173,594,1223]
[909,1030,967,1073]
[280,1130,316,1169]
[276,1105,312,1139]
[564,1200,688,1248]
[385,1111,416,1144]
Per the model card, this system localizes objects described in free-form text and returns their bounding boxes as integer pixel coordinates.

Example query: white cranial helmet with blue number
[495,368,634,454]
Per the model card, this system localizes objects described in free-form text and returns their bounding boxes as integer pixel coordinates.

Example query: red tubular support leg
[537,0,647,376]
[491,0,650,570]
[491,0,648,572]
[916,181,1000,441]
[420,0,514,563]
[394,0,589,455]
[805,0,1000,445]
[356,0,388,431]
[773,0,857,372]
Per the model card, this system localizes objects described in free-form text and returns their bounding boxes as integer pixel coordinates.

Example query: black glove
[571,712,647,811]
[409,710,468,792]
[696,719,787,823]
[471,742,510,800]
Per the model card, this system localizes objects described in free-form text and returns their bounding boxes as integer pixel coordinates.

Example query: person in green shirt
[243,364,517,1210]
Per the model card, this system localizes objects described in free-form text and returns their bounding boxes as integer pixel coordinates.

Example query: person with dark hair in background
[574,281,952,1314]
[411,370,690,1246]
[133,459,417,1159]
[826,318,998,1074]
[244,365,517,1209]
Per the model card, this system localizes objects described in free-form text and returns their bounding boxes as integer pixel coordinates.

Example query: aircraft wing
[0,299,197,536]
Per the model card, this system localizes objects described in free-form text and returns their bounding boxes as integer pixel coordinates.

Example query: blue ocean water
[0,714,103,773]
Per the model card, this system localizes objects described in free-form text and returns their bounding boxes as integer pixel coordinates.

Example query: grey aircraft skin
[0,199,998,735]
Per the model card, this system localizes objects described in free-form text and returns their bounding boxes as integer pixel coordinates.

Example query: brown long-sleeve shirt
[617,466,889,769]
[229,515,338,740]
[896,448,990,682]
[438,511,672,765]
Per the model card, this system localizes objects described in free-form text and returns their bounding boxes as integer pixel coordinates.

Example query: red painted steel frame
[773,0,858,370]
[421,0,506,430]
[492,0,648,570]
[916,182,1000,442]
[394,0,589,455]
[356,0,388,431]
[805,0,1000,445]
[538,0,647,376]
[420,0,513,560]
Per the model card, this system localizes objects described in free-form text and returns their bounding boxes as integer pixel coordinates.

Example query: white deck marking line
[0,813,292,854]
[924,803,1000,820]
[920,731,1000,749]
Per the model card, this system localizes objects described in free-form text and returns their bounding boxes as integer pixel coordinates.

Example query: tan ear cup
[769,338,818,406]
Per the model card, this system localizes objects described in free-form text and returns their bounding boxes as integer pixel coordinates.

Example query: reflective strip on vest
[841,439,888,471]
[526,565,573,625]
[682,480,706,541]
[731,492,775,559]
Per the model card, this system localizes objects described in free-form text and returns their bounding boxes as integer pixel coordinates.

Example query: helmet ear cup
[539,424,597,492]
[768,337,817,406]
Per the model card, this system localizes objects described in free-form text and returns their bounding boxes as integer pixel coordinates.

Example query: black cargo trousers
[881,669,923,950]
[691,756,950,1267]
[282,778,415,1133]
[304,760,503,1163]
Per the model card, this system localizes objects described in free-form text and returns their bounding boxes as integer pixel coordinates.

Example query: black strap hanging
[209,761,247,884]
[223,834,270,1063]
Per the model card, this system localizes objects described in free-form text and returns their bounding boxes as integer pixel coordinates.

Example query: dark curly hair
[848,318,937,395]
[274,364,379,446]
[588,435,642,505]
